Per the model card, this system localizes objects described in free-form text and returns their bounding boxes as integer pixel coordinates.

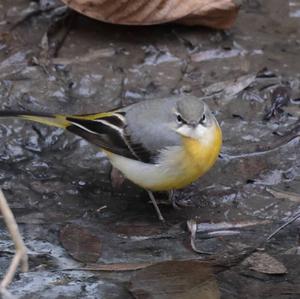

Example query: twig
[0,189,28,293]
[223,121,300,159]
[60,262,153,272]
[187,219,212,255]
[266,187,300,203]
[267,212,300,240]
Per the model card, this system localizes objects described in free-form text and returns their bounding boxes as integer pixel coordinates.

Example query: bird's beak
[189,121,198,128]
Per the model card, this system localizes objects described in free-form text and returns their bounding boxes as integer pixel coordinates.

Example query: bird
[0,95,222,221]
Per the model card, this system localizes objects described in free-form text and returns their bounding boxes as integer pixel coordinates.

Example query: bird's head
[173,97,220,142]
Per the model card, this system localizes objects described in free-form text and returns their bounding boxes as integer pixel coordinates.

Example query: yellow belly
[150,125,222,191]
[106,125,222,191]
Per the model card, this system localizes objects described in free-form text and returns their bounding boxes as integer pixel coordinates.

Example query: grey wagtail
[0,95,222,221]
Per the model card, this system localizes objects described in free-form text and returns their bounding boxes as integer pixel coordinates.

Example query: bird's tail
[0,111,71,129]
[0,110,118,128]
[0,109,138,159]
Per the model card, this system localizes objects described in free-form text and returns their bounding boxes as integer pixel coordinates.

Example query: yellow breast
[182,125,222,175]
[106,124,222,192]
[171,125,222,189]
[149,124,222,191]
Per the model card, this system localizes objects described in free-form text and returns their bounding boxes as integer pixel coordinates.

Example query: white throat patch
[176,124,215,144]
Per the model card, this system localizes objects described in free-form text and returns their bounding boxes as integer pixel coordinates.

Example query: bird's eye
[199,114,206,124]
[177,114,183,123]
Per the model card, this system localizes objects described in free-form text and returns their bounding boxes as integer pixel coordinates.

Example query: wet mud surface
[0,0,300,298]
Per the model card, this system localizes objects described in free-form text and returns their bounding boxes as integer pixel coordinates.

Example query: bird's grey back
[123,95,202,153]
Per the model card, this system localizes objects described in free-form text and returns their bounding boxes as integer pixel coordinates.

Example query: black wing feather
[66,114,155,163]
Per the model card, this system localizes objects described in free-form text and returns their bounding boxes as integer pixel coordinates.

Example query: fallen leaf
[111,222,164,238]
[61,0,240,29]
[52,48,115,65]
[261,283,300,296]
[244,252,287,274]
[266,187,300,203]
[187,219,270,254]
[201,74,256,99]
[182,279,220,299]
[263,86,291,120]
[129,260,220,299]
[191,49,261,62]
[67,262,153,272]
[60,224,101,263]
[188,219,271,232]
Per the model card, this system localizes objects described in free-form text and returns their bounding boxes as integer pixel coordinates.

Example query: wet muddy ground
[0,0,300,298]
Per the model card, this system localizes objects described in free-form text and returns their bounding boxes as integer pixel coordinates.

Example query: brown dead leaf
[261,283,300,297]
[111,222,164,238]
[181,279,220,299]
[129,260,220,299]
[60,224,101,263]
[61,0,240,29]
[69,262,153,272]
[244,252,287,275]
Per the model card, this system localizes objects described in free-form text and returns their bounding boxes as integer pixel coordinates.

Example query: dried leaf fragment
[68,262,153,272]
[266,187,300,203]
[244,252,287,275]
[129,260,220,299]
[60,224,101,263]
[61,0,240,29]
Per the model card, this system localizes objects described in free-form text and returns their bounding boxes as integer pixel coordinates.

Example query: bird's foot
[169,189,196,208]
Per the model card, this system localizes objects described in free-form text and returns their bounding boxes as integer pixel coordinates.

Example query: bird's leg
[168,189,181,209]
[168,189,195,208]
[147,191,165,222]
[0,190,28,293]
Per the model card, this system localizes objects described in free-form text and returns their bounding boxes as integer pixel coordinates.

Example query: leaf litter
[129,260,221,299]
[266,187,300,203]
[59,224,102,263]
[243,252,287,275]
[187,218,270,255]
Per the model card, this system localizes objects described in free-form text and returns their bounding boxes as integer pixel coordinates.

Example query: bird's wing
[66,111,155,163]
[0,110,155,163]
